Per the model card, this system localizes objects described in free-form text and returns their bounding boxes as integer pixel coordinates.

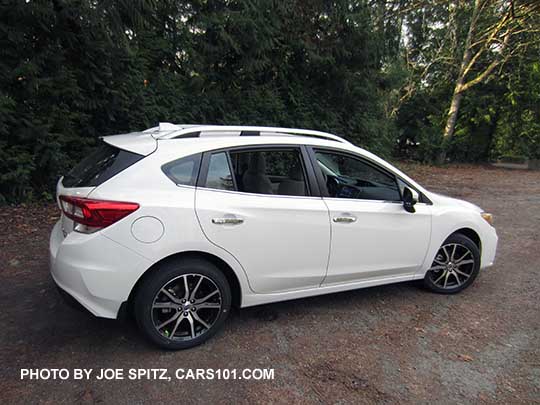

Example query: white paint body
[50,131,498,318]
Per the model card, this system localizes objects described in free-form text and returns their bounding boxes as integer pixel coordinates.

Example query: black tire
[423,233,481,294]
[134,258,231,350]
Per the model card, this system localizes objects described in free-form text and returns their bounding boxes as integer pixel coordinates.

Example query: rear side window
[162,153,202,186]
[63,142,143,188]
[229,148,309,196]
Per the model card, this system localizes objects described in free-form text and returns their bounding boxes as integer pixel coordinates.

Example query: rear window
[62,141,143,188]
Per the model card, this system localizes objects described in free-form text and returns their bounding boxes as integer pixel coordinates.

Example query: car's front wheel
[423,233,481,294]
[134,258,231,350]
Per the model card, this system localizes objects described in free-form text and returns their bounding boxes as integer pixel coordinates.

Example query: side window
[162,153,201,186]
[229,149,308,196]
[397,178,408,199]
[205,152,235,191]
[315,151,401,201]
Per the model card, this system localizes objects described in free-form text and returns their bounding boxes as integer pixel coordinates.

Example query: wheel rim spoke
[454,268,471,278]
[456,251,471,262]
[457,259,474,267]
[434,259,446,265]
[197,289,219,304]
[192,312,211,329]
[152,302,177,310]
[161,288,181,304]
[169,314,184,337]
[157,311,181,330]
[183,275,190,300]
[197,302,221,309]
[190,275,204,301]
[186,314,195,338]
[453,272,461,286]
[442,246,451,262]
[443,271,450,288]
[433,271,446,285]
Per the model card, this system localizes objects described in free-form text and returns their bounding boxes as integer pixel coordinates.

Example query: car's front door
[195,146,331,294]
[310,148,432,285]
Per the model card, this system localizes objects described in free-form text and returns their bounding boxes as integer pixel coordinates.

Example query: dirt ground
[1,164,539,404]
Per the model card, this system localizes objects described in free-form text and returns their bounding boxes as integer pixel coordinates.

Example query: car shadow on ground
[24,278,427,354]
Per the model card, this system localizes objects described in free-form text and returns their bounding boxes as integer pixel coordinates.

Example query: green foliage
[395,86,447,163]
[1,1,538,202]
[491,56,540,160]
[1,0,393,202]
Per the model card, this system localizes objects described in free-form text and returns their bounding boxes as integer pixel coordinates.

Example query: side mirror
[403,187,419,213]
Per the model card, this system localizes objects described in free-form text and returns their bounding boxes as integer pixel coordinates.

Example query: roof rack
[143,122,202,133]
[151,124,349,144]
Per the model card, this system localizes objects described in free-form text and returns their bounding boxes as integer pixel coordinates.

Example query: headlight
[481,212,493,226]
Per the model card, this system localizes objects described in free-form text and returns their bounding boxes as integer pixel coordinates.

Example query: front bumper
[49,221,152,319]
[480,225,498,269]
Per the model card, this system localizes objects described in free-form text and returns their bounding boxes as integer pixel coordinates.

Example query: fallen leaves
[458,354,474,362]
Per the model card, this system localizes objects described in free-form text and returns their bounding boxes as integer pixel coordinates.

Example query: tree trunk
[437,0,481,165]
[437,83,464,164]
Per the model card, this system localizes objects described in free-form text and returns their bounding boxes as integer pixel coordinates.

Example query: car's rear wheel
[134,258,231,350]
[423,233,480,294]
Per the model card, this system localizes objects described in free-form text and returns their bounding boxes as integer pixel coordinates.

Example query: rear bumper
[49,221,152,319]
[54,283,93,314]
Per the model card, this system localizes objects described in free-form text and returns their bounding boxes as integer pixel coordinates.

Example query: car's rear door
[195,145,331,294]
[309,147,432,285]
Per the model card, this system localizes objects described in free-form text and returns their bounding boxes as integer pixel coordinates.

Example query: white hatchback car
[50,123,498,349]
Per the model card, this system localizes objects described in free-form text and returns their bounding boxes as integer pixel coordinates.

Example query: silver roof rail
[154,124,349,144]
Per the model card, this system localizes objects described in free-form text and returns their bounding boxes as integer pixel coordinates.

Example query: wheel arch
[449,227,482,253]
[121,250,243,319]
[417,225,484,279]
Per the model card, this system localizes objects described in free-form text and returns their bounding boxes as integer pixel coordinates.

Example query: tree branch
[459,59,501,93]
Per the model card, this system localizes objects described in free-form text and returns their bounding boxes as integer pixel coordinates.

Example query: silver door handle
[333,216,357,223]
[212,217,244,225]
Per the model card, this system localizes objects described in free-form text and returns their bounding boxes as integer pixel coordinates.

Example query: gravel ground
[1,164,539,404]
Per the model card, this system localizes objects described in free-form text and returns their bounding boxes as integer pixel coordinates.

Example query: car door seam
[193,187,257,294]
[319,197,333,286]
[416,206,434,277]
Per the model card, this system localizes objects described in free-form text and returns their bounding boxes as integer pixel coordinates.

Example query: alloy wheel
[151,273,222,341]
[427,243,476,289]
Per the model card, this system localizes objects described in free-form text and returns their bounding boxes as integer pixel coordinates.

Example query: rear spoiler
[101,132,157,156]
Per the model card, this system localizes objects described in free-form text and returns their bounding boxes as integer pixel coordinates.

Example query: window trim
[197,144,319,198]
[225,151,239,191]
[306,146,430,204]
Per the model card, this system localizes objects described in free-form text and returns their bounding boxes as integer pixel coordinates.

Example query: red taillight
[59,195,139,230]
